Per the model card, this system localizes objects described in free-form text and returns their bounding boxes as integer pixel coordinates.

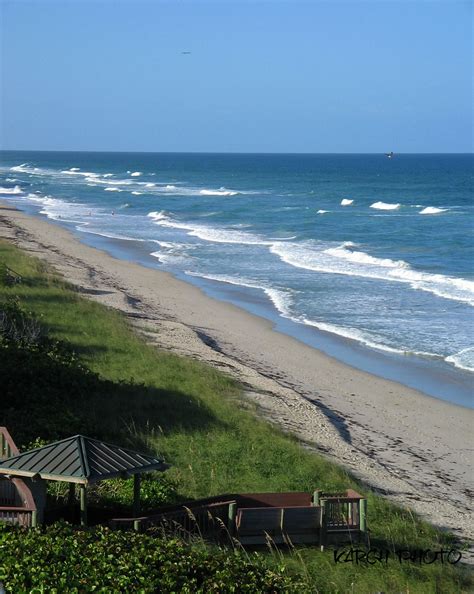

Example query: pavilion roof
[0,435,169,484]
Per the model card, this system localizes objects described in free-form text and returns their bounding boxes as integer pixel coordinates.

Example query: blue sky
[1,0,472,153]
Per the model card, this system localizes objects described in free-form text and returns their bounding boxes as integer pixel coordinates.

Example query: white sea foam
[5,178,17,182]
[104,187,121,192]
[145,183,156,188]
[61,169,99,178]
[79,228,147,242]
[419,207,448,215]
[0,185,22,195]
[22,193,91,223]
[131,191,143,195]
[103,173,114,178]
[130,171,142,177]
[340,199,353,206]
[10,163,29,172]
[317,210,329,214]
[90,177,133,185]
[370,201,400,210]
[185,272,294,316]
[270,240,474,306]
[325,242,408,269]
[446,347,474,372]
[148,211,271,245]
[200,188,238,196]
[69,167,80,172]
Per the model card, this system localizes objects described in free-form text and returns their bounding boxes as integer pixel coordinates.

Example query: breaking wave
[370,201,400,210]
[270,240,474,306]
[147,211,272,245]
[420,206,448,215]
[0,185,22,194]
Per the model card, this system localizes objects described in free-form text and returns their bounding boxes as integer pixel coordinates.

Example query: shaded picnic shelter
[0,433,169,527]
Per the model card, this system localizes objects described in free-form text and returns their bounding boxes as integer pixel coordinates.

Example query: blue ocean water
[1,151,473,405]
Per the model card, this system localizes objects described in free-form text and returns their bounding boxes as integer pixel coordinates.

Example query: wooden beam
[227,502,237,535]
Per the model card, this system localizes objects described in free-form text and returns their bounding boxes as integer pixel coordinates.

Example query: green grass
[0,240,472,593]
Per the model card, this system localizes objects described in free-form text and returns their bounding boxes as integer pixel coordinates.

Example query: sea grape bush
[0,523,303,593]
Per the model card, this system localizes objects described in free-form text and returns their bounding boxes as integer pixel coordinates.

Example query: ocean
[1,151,472,407]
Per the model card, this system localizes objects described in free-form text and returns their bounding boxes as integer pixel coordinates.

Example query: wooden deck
[110,489,367,547]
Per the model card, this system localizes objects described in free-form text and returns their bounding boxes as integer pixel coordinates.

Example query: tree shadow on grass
[0,344,227,455]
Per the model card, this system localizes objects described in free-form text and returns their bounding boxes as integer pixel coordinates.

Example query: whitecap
[104,187,122,192]
[340,199,353,206]
[419,206,448,215]
[370,201,400,210]
[130,171,142,177]
[131,191,143,195]
[0,185,22,195]
[317,210,329,214]
[10,164,32,173]
[200,189,238,196]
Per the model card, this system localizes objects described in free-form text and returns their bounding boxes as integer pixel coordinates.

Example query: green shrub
[0,523,303,593]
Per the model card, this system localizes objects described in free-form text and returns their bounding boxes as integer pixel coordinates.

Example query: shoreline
[1,201,473,548]
[11,198,474,408]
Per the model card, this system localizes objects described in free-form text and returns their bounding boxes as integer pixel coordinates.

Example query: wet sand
[1,202,472,549]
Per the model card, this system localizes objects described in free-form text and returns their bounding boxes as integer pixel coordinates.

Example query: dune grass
[0,239,471,593]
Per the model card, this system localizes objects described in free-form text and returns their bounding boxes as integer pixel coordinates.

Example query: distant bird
[385,152,394,159]
[181,51,191,55]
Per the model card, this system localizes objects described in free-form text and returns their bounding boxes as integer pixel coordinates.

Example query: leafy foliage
[0,523,302,593]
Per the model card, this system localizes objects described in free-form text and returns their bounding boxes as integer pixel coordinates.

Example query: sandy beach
[1,202,472,549]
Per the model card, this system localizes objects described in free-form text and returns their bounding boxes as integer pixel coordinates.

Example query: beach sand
[1,202,472,549]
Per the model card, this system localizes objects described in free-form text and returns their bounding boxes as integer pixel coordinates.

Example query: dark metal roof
[0,435,169,484]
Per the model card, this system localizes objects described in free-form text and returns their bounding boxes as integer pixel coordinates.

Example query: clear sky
[1,0,472,153]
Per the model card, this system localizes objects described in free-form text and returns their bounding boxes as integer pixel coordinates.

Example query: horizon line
[1,149,473,156]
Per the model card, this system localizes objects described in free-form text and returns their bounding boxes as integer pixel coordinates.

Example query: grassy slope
[0,239,471,594]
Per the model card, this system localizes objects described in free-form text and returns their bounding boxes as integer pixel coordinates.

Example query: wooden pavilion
[0,431,169,526]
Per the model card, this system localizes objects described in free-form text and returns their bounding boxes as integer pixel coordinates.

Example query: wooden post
[133,519,141,532]
[67,483,76,523]
[320,499,327,550]
[67,483,75,504]
[312,490,321,507]
[359,498,367,539]
[80,484,87,527]
[31,510,38,528]
[133,474,141,517]
[227,502,237,535]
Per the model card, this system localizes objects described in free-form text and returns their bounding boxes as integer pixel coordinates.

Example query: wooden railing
[111,500,234,538]
[0,428,38,527]
[0,427,20,460]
